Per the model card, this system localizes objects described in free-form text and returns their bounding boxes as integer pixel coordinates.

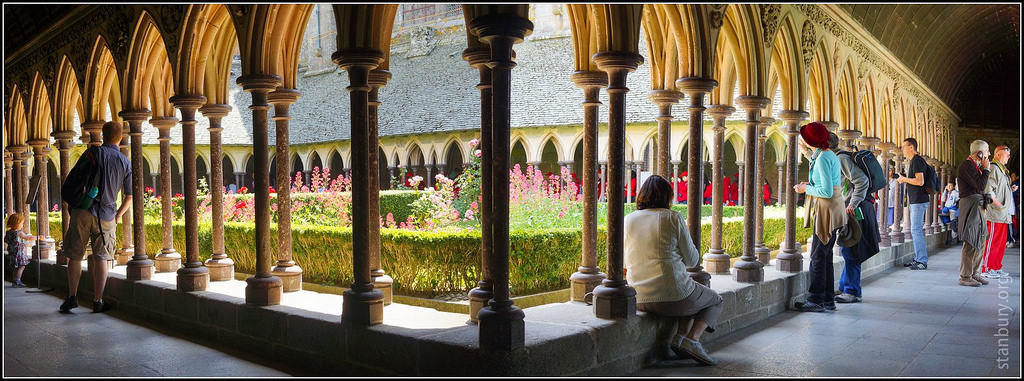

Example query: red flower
[269,186,276,193]
[239,186,248,194]
[174,193,183,198]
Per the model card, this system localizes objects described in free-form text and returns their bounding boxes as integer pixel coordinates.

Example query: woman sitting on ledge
[624,175,724,366]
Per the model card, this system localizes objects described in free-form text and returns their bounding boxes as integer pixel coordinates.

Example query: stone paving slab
[635,246,1021,377]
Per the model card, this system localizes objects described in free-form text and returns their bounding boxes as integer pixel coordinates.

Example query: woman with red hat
[793,122,847,313]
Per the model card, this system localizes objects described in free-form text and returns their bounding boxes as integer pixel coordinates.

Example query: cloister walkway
[637,245,1021,377]
[4,245,1020,377]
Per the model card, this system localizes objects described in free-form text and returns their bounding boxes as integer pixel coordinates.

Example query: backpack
[60,146,104,210]
[924,161,941,195]
[837,149,886,194]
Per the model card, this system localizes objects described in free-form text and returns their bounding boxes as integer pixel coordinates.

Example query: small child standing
[5,214,35,287]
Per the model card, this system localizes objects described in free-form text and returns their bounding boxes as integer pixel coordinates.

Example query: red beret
[800,122,830,149]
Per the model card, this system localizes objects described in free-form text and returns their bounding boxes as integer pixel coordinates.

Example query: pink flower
[468,138,480,148]
[474,150,482,157]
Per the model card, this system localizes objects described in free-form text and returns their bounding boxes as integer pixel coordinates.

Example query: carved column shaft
[200,104,234,281]
[151,118,181,272]
[754,117,772,265]
[116,135,132,265]
[776,111,807,271]
[170,95,210,292]
[28,142,54,259]
[677,78,715,285]
[3,153,14,218]
[569,71,608,302]
[876,143,893,247]
[732,96,769,283]
[467,48,495,317]
[120,112,154,281]
[270,89,303,293]
[891,150,905,243]
[704,106,733,274]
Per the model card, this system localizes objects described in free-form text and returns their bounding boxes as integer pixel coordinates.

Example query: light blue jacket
[806,149,842,198]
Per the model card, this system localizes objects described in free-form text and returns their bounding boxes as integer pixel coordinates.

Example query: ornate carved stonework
[800,21,816,70]
[156,5,185,62]
[710,8,724,29]
[760,4,781,47]
[406,26,437,58]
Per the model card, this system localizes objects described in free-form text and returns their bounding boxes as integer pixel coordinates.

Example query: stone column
[569,70,608,302]
[15,149,30,235]
[51,130,76,237]
[591,50,643,319]
[671,160,681,204]
[925,157,939,234]
[776,110,808,271]
[426,165,434,189]
[115,135,132,265]
[3,152,13,218]
[875,142,893,247]
[776,163,785,206]
[468,13,532,349]
[649,90,681,178]
[28,140,54,259]
[269,88,304,292]
[736,161,744,206]
[170,95,210,292]
[890,149,905,243]
[466,47,495,318]
[677,77,716,286]
[368,70,392,304]
[733,96,770,283]
[236,74,285,306]
[704,105,734,274]
[150,117,181,272]
[599,161,608,202]
[333,50,384,325]
[939,163,948,231]
[82,120,105,148]
[235,172,244,189]
[199,104,234,280]
[120,111,155,280]
[753,116,773,265]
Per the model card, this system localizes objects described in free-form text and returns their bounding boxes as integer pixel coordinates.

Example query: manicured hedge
[41,212,812,298]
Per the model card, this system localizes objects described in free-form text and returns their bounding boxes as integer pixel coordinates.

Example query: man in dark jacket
[956,139,991,287]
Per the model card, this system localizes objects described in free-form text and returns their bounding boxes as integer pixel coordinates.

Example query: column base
[116,247,133,266]
[468,286,493,324]
[205,256,235,281]
[891,231,904,244]
[754,245,771,265]
[36,237,55,260]
[592,281,637,319]
[126,258,154,280]
[176,266,210,292]
[154,250,181,272]
[569,270,606,302]
[245,275,283,306]
[478,301,526,351]
[371,274,393,305]
[732,259,764,283]
[272,264,303,293]
[702,251,732,274]
[342,288,384,326]
[775,247,803,272]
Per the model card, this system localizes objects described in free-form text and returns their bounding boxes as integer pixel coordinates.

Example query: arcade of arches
[3,3,1019,355]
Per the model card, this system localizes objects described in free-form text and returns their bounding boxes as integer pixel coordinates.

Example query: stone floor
[2,284,298,376]
[636,245,1021,377]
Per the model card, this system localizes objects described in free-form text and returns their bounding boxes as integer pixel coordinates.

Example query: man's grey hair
[969,140,989,154]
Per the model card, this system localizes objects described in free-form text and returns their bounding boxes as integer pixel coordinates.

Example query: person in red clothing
[676,171,689,204]
[762,178,771,205]
[703,181,713,205]
[728,174,740,205]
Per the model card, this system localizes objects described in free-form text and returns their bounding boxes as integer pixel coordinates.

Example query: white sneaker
[672,337,717,365]
[994,269,1011,278]
[982,270,1003,279]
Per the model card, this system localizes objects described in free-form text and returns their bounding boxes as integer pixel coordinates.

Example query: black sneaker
[92,299,112,313]
[909,262,928,270]
[795,301,826,312]
[823,301,837,311]
[59,296,78,313]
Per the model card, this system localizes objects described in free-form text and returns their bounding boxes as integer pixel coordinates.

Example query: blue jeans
[909,202,929,265]
[940,206,958,225]
[887,207,894,226]
[839,247,861,297]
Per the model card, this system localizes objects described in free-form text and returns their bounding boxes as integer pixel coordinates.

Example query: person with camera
[956,140,992,287]
[980,145,1014,279]
[59,121,133,312]
[940,181,960,243]
[896,138,930,270]
[834,134,880,304]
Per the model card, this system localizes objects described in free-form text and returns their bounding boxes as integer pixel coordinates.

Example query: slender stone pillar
[333,50,384,324]
[776,110,808,271]
[468,13,532,349]
[599,161,608,202]
[890,149,905,243]
[115,135,132,265]
[876,142,894,247]
[649,90,681,178]
[466,47,495,317]
[12,148,30,235]
[51,130,75,237]
[235,172,244,189]
[119,111,155,280]
[268,88,304,292]
[569,70,608,302]
[591,50,643,319]
[776,163,785,206]
[939,163,948,231]
[170,94,210,292]
[753,116,773,265]
[733,96,770,283]
[236,74,285,306]
[671,160,681,204]
[368,71,392,303]
[736,161,744,206]
[677,77,716,286]
[925,157,939,234]
[150,117,181,272]
[28,141,54,259]
[199,104,234,281]
[82,120,105,148]
[704,105,734,274]
[3,152,13,217]
[426,165,434,189]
